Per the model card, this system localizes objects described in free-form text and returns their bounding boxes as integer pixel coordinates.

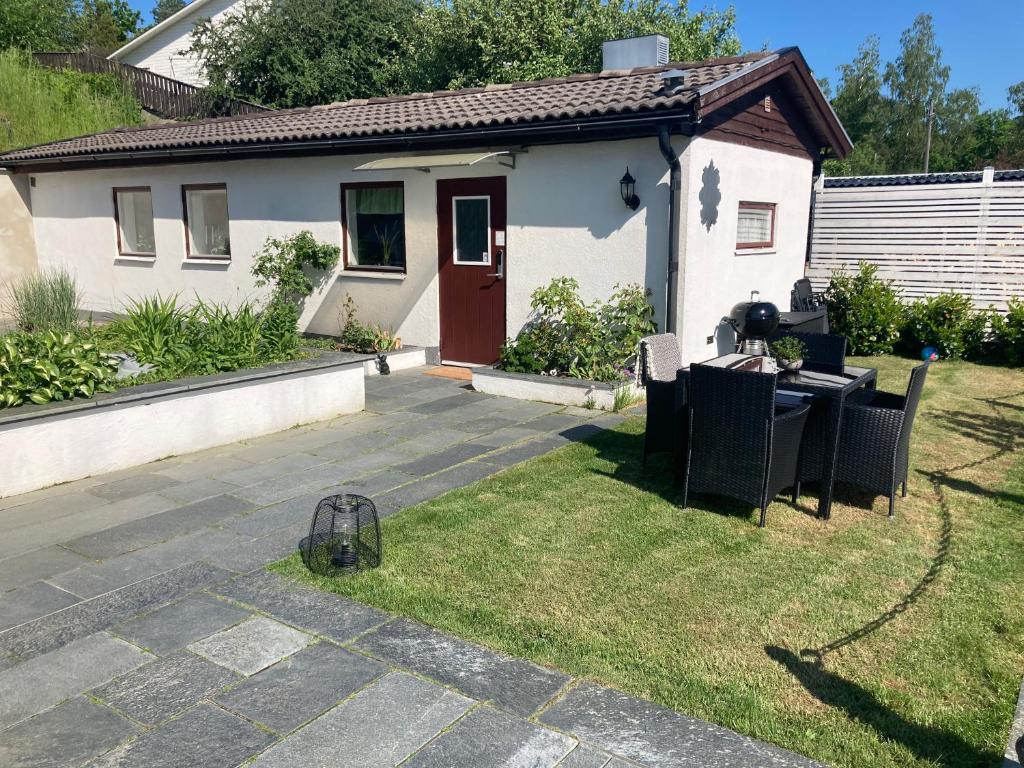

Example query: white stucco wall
[675,137,813,364]
[0,172,38,319]
[113,0,241,85]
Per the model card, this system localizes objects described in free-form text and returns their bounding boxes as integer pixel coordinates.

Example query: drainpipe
[658,125,681,334]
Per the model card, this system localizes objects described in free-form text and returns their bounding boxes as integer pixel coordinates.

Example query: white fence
[807,170,1024,309]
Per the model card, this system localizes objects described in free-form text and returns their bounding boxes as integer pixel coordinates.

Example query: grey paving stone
[557,745,613,768]
[0,491,108,535]
[111,594,251,656]
[188,616,310,675]
[409,394,485,415]
[392,443,492,476]
[249,671,472,768]
[354,618,569,717]
[554,423,610,444]
[215,641,386,733]
[48,528,251,599]
[405,706,575,768]
[211,524,305,573]
[0,562,233,660]
[489,399,564,418]
[327,445,425,480]
[0,546,91,592]
[0,580,80,631]
[159,477,239,504]
[469,426,542,448]
[478,437,565,469]
[86,702,275,768]
[211,571,389,643]
[392,428,476,454]
[538,682,824,768]
[442,414,519,434]
[232,463,358,506]
[93,650,240,725]
[220,493,319,538]
[64,495,252,559]
[0,632,152,729]
[88,473,180,501]
[375,461,499,515]
[155,455,254,483]
[0,649,15,672]
[522,413,586,433]
[0,696,138,768]
[307,431,404,462]
[216,453,326,488]
[342,468,417,496]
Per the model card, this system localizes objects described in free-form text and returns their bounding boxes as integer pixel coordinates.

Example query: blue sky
[126,0,1022,110]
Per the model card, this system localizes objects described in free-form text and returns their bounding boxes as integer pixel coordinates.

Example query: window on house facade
[113,187,155,257]
[183,184,231,259]
[736,202,776,250]
[341,182,406,271]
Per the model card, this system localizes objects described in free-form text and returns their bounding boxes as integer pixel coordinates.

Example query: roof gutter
[657,124,682,335]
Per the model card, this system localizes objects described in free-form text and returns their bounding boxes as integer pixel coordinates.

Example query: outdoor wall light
[620,167,640,210]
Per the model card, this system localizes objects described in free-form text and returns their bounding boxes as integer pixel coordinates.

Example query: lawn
[272,356,1024,768]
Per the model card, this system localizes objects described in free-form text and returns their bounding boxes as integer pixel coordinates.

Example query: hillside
[0,48,142,153]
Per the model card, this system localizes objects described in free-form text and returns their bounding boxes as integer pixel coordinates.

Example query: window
[452,197,490,264]
[182,184,231,259]
[736,202,776,250]
[113,187,155,257]
[341,182,405,271]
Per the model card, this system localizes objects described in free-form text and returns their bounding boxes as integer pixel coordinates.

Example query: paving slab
[341,468,417,497]
[538,682,824,768]
[155,455,254,483]
[354,618,569,717]
[0,491,108,534]
[0,580,80,631]
[0,632,152,729]
[0,562,233,659]
[86,702,275,768]
[188,616,310,676]
[0,696,138,768]
[111,593,252,655]
[392,443,492,476]
[219,493,319,538]
[159,477,240,504]
[478,437,566,469]
[215,641,387,733]
[0,546,92,593]
[469,426,543,448]
[522,413,587,433]
[405,706,575,768]
[442,413,520,434]
[232,462,360,506]
[249,671,472,768]
[211,524,305,573]
[64,495,252,559]
[557,745,614,768]
[392,428,477,454]
[92,650,240,725]
[88,473,180,501]
[215,453,327,487]
[375,461,499,515]
[212,570,389,643]
[307,431,404,462]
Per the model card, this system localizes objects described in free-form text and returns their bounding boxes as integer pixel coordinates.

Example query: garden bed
[0,351,370,498]
[471,366,641,410]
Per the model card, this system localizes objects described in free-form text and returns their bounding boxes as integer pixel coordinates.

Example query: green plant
[337,294,399,353]
[991,298,1024,365]
[901,293,990,360]
[500,278,655,382]
[0,330,117,407]
[184,299,264,374]
[6,267,81,333]
[260,299,300,358]
[251,231,339,303]
[769,336,807,362]
[612,385,642,413]
[113,295,191,371]
[824,262,905,355]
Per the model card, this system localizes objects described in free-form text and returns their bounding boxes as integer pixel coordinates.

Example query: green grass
[0,48,141,153]
[272,356,1024,768]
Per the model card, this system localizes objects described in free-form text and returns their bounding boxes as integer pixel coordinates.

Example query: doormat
[423,366,474,381]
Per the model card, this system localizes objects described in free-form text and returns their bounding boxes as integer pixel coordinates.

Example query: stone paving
[0,368,824,768]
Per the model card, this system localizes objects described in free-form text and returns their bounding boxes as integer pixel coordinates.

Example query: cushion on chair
[640,333,680,384]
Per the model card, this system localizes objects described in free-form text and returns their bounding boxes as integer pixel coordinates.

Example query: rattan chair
[682,364,811,527]
[639,333,682,465]
[835,362,930,517]
[791,278,826,312]
[772,330,847,375]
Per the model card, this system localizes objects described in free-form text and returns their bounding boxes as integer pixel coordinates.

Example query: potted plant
[769,335,807,371]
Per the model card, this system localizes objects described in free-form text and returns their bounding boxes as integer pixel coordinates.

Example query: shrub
[260,299,300,358]
[500,278,655,382]
[823,262,904,355]
[113,295,191,372]
[252,231,340,303]
[0,331,117,408]
[184,300,264,374]
[337,295,399,353]
[991,299,1024,366]
[901,293,990,360]
[6,268,81,333]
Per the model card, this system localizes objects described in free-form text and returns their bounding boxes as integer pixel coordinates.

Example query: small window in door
[453,196,490,264]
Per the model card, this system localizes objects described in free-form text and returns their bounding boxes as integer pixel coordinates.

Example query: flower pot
[779,358,803,371]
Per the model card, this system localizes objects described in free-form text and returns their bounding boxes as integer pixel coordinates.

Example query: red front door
[437,177,507,364]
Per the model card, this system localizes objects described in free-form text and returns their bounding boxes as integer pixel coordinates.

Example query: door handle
[487,249,504,279]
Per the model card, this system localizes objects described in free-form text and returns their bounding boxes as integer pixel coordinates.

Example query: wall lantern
[619,167,640,210]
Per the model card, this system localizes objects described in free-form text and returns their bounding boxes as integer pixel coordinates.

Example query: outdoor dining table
[674,358,877,520]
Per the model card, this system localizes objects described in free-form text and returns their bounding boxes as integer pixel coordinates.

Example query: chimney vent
[602,35,669,70]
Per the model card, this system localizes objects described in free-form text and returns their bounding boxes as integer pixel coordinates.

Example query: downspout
[658,124,681,334]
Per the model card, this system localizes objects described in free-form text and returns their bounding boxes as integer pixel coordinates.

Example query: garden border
[471,367,642,411]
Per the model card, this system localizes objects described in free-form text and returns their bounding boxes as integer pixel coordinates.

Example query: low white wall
[0,363,364,498]
[363,347,426,376]
[472,368,640,411]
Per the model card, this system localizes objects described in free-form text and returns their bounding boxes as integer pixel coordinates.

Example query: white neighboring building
[108,0,242,85]
[1,43,851,365]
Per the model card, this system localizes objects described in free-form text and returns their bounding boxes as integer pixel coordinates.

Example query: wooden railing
[33,52,271,120]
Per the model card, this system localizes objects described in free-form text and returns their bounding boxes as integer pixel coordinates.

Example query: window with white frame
[113,187,155,257]
[736,202,776,250]
[183,184,231,259]
[342,182,406,271]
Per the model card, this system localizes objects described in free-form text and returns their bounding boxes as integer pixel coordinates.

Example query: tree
[391,0,739,94]
[188,0,415,108]
[828,35,889,175]
[152,0,186,25]
[0,0,79,50]
[77,0,142,51]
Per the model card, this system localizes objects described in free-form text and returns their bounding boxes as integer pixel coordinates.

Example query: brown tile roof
[0,53,773,165]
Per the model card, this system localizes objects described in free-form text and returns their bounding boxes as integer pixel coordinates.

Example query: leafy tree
[0,0,79,50]
[828,35,889,175]
[152,0,186,25]
[1009,80,1024,115]
[76,0,142,52]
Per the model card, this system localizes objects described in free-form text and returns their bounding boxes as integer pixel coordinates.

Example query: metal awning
[353,151,518,172]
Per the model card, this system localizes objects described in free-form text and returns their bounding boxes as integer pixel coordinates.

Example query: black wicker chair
[791,278,826,312]
[835,362,930,517]
[771,330,847,375]
[639,333,683,465]
[682,364,811,527]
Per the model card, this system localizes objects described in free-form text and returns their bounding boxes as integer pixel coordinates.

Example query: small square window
[183,184,231,259]
[114,187,155,256]
[342,182,405,271]
[736,202,775,250]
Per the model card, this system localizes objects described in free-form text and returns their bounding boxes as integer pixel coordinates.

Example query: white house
[107,0,241,85]
[0,42,850,365]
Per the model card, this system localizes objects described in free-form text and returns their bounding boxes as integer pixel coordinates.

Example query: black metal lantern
[301,494,381,576]
[619,167,640,210]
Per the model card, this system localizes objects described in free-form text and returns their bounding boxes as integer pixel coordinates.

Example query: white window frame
[452,195,491,266]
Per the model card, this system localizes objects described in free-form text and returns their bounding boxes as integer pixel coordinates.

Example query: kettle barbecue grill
[728,291,780,356]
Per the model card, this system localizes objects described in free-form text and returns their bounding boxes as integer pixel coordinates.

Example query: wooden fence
[33,52,270,120]
[807,170,1024,310]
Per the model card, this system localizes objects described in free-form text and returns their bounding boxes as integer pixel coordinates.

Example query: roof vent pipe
[602,35,669,70]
